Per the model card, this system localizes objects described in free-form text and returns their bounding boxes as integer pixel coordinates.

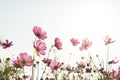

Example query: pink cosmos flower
[66,65,74,72]
[70,38,80,46]
[1,39,13,49]
[0,40,2,45]
[54,37,62,50]
[33,40,46,56]
[13,52,33,68]
[79,38,92,51]
[76,61,85,68]
[104,35,115,45]
[33,26,47,40]
[23,75,29,79]
[108,59,119,64]
[108,66,120,80]
[42,58,52,66]
[45,77,54,80]
[49,61,62,70]
[18,77,23,80]
[109,70,118,80]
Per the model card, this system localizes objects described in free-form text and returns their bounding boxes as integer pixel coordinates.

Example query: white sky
[0,0,120,69]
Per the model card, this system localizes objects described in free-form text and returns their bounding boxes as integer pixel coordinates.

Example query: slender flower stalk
[40,45,54,80]
[96,55,102,68]
[55,70,58,80]
[32,48,36,80]
[23,68,26,80]
[87,50,99,74]
[67,52,72,64]
[106,46,109,72]
[36,61,39,80]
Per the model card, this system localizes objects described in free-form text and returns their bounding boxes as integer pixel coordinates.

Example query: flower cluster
[0,26,120,80]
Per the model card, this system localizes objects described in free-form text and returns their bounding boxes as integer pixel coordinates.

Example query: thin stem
[40,45,54,80]
[32,49,35,80]
[96,55,102,68]
[23,68,26,80]
[67,46,76,65]
[40,66,46,80]
[87,50,97,70]
[67,52,72,64]
[55,70,58,80]
[36,62,39,80]
[31,38,37,80]
[106,46,109,72]
[87,50,101,77]
[31,65,35,80]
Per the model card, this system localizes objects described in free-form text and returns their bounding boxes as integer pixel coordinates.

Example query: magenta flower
[49,61,62,70]
[0,40,2,45]
[79,38,92,51]
[1,39,13,49]
[70,38,80,46]
[104,35,115,45]
[33,40,46,56]
[54,37,62,50]
[66,65,74,72]
[18,77,24,80]
[33,26,47,40]
[13,52,33,68]
[42,58,52,66]
[108,59,119,64]
[109,70,118,80]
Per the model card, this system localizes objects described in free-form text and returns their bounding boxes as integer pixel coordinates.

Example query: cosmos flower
[66,65,74,72]
[49,61,62,70]
[1,39,13,49]
[33,26,47,40]
[13,52,33,68]
[104,35,115,45]
[70,38,80,46]
[79,38,92,51]
[54,37,62,50]
[33,40,46,56]
[76,61,85,68]
[42,58,52,66]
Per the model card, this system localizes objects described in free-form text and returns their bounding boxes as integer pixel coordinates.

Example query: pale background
[0,0,120,71]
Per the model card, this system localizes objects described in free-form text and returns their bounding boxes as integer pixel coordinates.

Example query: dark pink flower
[45,77,54,80]
[1,39,13,49]
[108,70,118,80]
[18,77,23,80]
[70,38,80,46]
[79,38,92,51]
[42,58,52,66]
[34,40,46,56]
[54,37,62,50]
[23,75,29,79]
[104,35,115,45]
[49,61,62,70]
[108,59,118,64]
[33,26,47,40]
[66,65,74,72]
[13,52,33,68]
[0,40,2,45]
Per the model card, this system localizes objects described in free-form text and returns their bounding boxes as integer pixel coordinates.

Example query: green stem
[32,52,35,80]
[55,70,58,80]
